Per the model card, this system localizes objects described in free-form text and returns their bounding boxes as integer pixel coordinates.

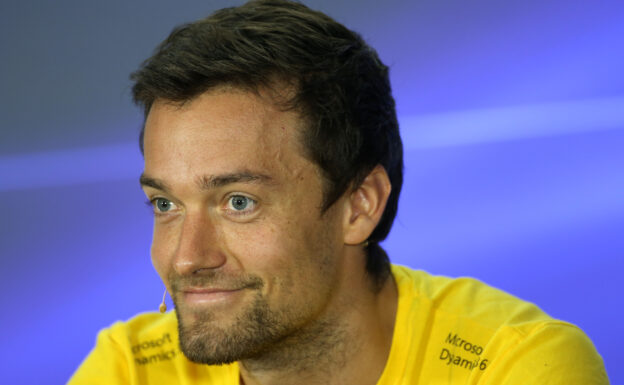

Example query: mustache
[169,271,264,292]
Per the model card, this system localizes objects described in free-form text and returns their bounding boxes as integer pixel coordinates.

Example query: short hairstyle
[131,0,403,288]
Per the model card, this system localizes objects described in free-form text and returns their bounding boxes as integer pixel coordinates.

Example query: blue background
[1,1,622,383]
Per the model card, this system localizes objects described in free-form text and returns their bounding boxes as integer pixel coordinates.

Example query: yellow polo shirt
[69,265,609,384]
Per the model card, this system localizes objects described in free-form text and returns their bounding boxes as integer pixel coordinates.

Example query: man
[70,1,609,384]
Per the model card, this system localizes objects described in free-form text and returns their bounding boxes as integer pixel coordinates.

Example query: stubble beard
[172,215,348,371]
[172,270,347,372]
[175,288,348,374]
[174,287,296,365]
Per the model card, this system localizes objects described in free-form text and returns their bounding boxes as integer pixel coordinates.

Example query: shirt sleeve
[68,325,132,385]
[483,322,609,385]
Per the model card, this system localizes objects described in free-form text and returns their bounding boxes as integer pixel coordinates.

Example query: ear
[343,165,392,246]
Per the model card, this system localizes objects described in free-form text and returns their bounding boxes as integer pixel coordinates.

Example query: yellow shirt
[69,265,609,384]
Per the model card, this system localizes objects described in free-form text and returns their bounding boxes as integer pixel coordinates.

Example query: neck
[239,269,398,385]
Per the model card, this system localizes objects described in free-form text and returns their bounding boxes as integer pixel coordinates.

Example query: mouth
[181,287,246,306]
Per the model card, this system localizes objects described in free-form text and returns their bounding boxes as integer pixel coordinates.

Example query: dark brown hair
[131,0,403,287]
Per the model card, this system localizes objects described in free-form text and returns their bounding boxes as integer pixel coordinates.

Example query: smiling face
[141,86,352,364]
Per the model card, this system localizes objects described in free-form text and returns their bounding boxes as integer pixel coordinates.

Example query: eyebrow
[198,172,274,189]
[140,174,170,193]
[139,172,274,192]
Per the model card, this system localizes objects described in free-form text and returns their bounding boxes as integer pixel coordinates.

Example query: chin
[175,292,290,365]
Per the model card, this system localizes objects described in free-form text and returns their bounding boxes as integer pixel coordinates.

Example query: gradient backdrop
[1,1,623,383]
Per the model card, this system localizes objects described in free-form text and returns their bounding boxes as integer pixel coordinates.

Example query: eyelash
[224,194,258,216]
[146,197,177,217]
[144,195,259,218]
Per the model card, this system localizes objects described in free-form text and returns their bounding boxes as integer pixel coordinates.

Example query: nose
[173,211,227,276]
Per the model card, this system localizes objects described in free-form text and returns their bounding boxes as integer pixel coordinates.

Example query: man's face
[141,87,349,364]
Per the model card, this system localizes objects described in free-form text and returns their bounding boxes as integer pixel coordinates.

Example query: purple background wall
[1,1,622,383]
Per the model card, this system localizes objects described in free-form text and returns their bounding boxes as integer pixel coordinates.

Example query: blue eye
[154,198,174,212]
[228,195,256,212]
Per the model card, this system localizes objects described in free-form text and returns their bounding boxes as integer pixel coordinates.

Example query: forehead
[142,86,313,185]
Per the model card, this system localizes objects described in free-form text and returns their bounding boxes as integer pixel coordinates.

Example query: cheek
[236,218,332,295]
[218,220,297,283]
[150,241,165,281]
[221,221,286,268]
[150,224,178,283]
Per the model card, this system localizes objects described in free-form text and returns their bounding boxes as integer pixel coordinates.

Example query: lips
[171,276,263,307]
[181,287,245,305]
[184,287,242,294]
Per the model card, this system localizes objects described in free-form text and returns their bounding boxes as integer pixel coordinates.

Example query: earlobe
[343,165,391,246]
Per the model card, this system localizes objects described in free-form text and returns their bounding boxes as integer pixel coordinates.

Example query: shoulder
[482,320,610,384]
[106,311,178,349]
[391,264,553,329]
[69,311,238,385]
[387,265,608,384]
